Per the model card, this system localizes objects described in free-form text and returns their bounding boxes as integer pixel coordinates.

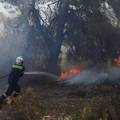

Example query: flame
[114,56,120,67]
[59,66,81,80]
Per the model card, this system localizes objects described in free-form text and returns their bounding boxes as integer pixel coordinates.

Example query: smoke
[64,66,120,85]
[0,1,28,72]
[0,1,21,20]
[109,67,120,81]
[100,1,119,27]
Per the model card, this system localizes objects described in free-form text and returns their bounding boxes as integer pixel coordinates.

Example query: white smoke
[64,67,120,85]
[0,1,27,72]
[0,1,21,20]
[100,1,119,27]
[0,1,21,38]
[0,22,5,37]
[109,67,120,81]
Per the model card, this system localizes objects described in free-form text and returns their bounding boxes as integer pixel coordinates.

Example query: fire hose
[0,72,59,80]
[0,74,9,79]
[25,72,59,80]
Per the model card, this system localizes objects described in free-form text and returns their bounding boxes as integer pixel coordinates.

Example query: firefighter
[0,56,25,104]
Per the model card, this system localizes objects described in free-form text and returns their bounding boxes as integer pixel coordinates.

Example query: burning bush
[59,66,81,80]
[114,56,120,67]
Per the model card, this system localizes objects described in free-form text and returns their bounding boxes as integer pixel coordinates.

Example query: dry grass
[0,80,120,120]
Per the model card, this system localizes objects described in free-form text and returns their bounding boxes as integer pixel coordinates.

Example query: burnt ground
[0,75,120,120]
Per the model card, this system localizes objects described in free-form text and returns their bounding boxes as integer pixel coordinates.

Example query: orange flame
[59,66,81,80]
[114,56,120,67]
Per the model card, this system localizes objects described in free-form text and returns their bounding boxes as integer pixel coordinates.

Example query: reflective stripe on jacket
[9,64,25,80]
[12,64,24,70]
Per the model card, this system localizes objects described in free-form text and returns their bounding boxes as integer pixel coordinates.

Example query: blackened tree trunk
[26,0,70,73]
[47,0,69,73]
[26,0,54,71]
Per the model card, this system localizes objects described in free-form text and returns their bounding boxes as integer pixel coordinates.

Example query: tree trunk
[47,0,69,73]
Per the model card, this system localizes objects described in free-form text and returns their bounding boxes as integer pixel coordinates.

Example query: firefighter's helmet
[16,56,24,64]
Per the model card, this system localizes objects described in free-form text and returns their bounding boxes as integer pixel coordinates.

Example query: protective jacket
[9,63,25,80]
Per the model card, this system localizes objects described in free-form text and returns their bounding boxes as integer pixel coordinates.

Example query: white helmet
[16,56,24,64]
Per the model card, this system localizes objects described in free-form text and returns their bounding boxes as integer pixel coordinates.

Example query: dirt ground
[0,76,120,120]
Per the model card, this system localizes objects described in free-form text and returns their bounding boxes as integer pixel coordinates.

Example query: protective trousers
[5,78,20,96]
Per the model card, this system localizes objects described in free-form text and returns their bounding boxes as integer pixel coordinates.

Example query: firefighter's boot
[0,94,6,103]
[0,94,6,108]
[13,92,20,97]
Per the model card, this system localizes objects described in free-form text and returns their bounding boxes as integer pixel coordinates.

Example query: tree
[21,0,120,71]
